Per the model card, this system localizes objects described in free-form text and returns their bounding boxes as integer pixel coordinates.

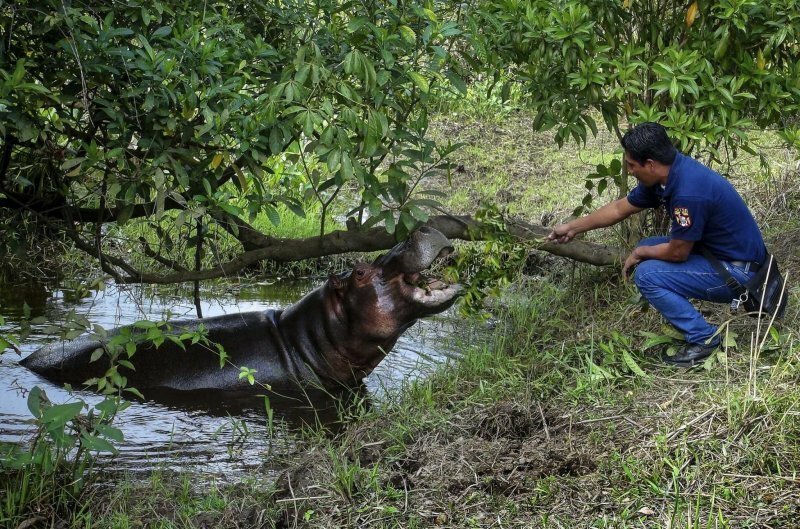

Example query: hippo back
[21,310,321,392]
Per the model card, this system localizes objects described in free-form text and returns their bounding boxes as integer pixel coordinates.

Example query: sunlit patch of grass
[245,200,342,240]
[111,199,344,277]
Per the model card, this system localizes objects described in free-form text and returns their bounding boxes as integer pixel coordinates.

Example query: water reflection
[0,279,466,477]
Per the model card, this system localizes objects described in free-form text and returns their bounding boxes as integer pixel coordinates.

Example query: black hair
[621,122,678,165]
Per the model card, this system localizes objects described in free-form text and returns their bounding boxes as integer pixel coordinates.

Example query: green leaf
[398,25,416,44]
[118,360,136,371]
[27,386,45,418]
[10,59,26,85]
[327,149,341,173]
[340,152,353,180]
[445,70,467,95]
[622,351,649,378]
[408,205,429,223]
[81,433,118,453]
[90,348,104,363]
[384,211,396,233]
[60,158,85,171]
[152,26,172,38]
[639,332,674,350]
[407,71,430,93]
[41,401,84,427]
[124,386,145,399]
[96,424,124,442]
[139,34,155,62]
[343,51,360,76]
[116,204,135,225]
[347,17,368,33]
[265,204,281,226]
[362,118,379,157]
[269,127,283,155]
[167,335,187,350]
[233,164,248,192]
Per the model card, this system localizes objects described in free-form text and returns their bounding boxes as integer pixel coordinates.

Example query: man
[547,122,766,367]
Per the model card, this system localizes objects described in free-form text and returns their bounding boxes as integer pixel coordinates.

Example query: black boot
[662,341,719,368]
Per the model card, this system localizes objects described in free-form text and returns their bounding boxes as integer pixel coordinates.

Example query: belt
[728,260,760,273]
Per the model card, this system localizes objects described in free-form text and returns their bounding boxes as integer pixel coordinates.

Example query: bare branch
[113,215,625,284]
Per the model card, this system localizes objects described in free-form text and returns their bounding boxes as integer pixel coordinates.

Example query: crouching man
[548,122,767,367]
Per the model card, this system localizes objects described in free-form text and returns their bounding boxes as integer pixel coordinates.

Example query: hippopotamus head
[292,226,464,383]
[334,226,463,330]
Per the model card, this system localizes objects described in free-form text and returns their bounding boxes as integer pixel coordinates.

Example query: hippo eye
[355,269,366,278]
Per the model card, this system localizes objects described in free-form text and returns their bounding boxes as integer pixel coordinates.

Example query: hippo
[21,227,463,394]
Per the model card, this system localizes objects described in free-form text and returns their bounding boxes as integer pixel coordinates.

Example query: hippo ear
[329,272,347,292]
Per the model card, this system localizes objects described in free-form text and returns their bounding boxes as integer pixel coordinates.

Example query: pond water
[0,279,466,478]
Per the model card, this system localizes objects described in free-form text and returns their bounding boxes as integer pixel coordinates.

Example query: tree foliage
[473,0,800,210]
[0,0,469,282]
[2,0,799,284]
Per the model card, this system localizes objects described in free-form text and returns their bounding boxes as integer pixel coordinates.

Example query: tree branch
[112,215,625,284]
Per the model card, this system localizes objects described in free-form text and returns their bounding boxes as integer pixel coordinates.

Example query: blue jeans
[633,237,756,345]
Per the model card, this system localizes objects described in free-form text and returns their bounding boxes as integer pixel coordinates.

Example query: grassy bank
[3,105,799,528]
[268,271,799,527]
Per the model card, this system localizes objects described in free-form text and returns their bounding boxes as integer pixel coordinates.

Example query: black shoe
[661,341,719,368]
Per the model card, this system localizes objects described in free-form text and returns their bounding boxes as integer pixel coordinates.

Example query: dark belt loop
[724,276,742,291]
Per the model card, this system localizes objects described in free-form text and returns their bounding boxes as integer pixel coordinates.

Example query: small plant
[0,386,127,524]
[577,331,650,390]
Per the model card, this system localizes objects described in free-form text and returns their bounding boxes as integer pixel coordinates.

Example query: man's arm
[547,197,643,244]
[622,238,694,277]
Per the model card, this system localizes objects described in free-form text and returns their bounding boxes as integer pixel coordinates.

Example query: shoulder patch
[673,207,692,228]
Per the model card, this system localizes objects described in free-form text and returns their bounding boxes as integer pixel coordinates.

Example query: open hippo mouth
[400,247,464,307]
[373,228,465,310]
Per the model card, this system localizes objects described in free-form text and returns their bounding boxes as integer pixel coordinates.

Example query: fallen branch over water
[110,214,625,284]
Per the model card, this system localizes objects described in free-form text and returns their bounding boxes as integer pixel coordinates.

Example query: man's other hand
[622,250,642,280]
[547,224,576,244]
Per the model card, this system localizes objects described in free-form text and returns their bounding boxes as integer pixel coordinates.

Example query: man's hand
[547,223,577,244]
[622,250,642,280]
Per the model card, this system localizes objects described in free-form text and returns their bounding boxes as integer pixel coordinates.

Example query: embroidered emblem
[674,207,692,227]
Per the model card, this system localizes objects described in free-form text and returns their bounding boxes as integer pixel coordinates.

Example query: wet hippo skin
[21,227,464,394]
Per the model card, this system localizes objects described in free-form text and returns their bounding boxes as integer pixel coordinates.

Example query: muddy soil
[272,398,633,528]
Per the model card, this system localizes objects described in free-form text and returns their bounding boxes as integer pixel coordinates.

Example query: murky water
[0,279,465,477]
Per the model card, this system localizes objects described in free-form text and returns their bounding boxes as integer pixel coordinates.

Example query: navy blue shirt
[627,153,766,264]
